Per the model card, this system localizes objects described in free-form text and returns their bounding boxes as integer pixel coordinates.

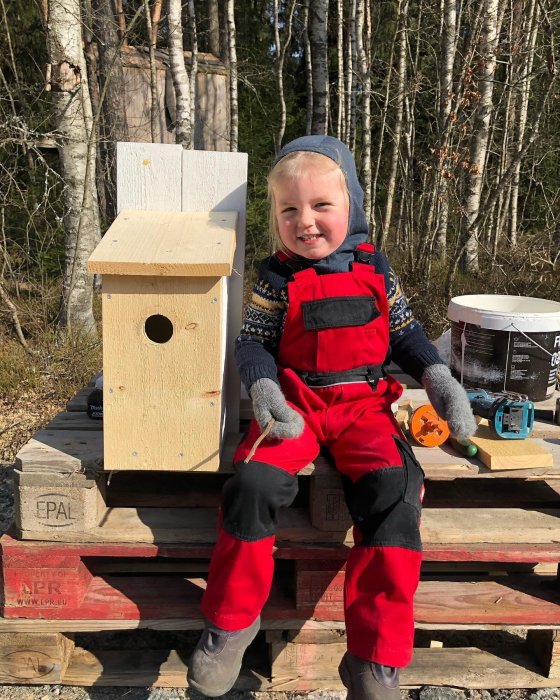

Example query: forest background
[0,0,559,461]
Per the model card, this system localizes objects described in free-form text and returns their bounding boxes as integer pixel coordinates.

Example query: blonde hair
[267,151,349,251]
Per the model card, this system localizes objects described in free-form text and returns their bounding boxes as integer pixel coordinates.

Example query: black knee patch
[342,436,424,551]
[222,460,299,541]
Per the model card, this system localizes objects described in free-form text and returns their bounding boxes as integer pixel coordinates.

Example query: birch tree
[462,0,501,272]
[434,0,459,257]
[187,0,198,125]
[168,0,193,148]
[309,0,329,134]
[345,0,357,148]
[302,0,313,135]
[226,0,238,150]
[273,0,296,149]
[371,6,398,241]
[47,0,101,335]
[336,0,344,140]
[380,0,409,248]
[509,0,539,246]
[144,0,161,142]
[355,0,372,220]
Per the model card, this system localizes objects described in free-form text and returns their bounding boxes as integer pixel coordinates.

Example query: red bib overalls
[202,252,424,668]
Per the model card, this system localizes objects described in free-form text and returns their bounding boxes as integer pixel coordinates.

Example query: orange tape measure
[409,404,450,447]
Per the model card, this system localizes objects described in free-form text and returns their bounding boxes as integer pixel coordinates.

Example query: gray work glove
[249,378,304,440]
[421,364,477,440]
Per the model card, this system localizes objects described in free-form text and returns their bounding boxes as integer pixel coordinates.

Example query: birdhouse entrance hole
[145,314,174,344]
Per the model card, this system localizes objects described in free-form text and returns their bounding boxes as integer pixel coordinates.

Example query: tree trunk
[302,0,313,135]
[336,0,344,140]
[434,0,458,258]
[150,0,163,49]
[92,0,129,220]
[47,0,101,336]
[371,6,397,241]
[82,0,108,225]
[226,0,238,150]
[274,0,295,150]
[144,0,161,142]
[345,0,357,149]
[462,0,501,272]
[207,0,220,57]
[168,0,192,148]
[114,0,127,45]
[380,0,408,249]
[355,0,371,221]
[402,0,422,261]
[509,0,539,247]
[309,0,329,135]
[187,0,198,138]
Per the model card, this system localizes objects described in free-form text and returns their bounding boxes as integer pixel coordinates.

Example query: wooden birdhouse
[87,208,237,472]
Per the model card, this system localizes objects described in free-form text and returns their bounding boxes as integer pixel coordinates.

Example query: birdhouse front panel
[101,274,225,471]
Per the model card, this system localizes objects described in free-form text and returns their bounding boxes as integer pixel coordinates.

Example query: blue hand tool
[466,389,534,439]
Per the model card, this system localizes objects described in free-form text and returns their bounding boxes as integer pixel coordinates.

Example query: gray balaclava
[274,135,369,272]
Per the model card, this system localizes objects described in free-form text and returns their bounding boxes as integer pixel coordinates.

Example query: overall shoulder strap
[353,242,376,265]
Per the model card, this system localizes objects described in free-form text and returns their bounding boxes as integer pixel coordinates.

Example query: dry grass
[0,330,102,463]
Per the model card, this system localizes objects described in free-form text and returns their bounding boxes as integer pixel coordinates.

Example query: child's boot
[338,651,401,700]
[187,615,261,697]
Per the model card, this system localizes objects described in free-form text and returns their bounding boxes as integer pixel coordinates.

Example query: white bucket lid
[448,294,560,332]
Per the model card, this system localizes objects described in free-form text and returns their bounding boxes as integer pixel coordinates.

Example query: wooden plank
[0,617,342,633]
[15,430,103,475]
[46,411,102,431]
[15,505,560,546]
[87,210,236,277]
[0,632,74,684]
[116,142,182,212]
[181,150,248,435]
[293,570,560,624]
[5,532,560,567]
[470,426,554,470]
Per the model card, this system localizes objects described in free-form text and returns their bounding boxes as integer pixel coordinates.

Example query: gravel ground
[0,463,558,700]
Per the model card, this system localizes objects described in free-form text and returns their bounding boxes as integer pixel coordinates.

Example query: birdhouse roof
[87,210,237,276]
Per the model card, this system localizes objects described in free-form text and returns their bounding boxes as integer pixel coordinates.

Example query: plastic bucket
[448,294,560,401]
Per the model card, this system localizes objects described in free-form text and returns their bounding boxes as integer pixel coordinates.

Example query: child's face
[273,164,349,260]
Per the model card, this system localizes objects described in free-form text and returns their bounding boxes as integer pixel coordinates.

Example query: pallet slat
[0,640,555,689]
[13,505,560,545]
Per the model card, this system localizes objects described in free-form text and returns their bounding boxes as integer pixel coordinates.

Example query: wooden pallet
[4,383,560,689]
